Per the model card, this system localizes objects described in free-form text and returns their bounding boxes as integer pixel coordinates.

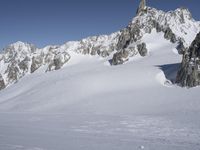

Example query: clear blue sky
[0,0,199,49]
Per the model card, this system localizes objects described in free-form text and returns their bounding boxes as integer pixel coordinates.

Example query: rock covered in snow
[0,42,72,88]
[67,32,120,56]
[137,43,147,56]
[111,50,129,65]
[0,42,36,85]
[47,51,71,71]
[176,32,200,87]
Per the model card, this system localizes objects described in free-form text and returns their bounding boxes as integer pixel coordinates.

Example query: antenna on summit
[136,0,147,15]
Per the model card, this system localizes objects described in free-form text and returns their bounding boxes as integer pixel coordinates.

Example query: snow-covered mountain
[0,1,199,91]
[0,4,200,90]
[111,6,200,65]
[0,1,200,150]
[0,33,119,90]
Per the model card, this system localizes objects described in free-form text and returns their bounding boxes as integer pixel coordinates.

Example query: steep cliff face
[176,32,200,87]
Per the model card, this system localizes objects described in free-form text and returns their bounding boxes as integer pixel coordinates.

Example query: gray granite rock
[31,56,43,73]
[0,74,6,90]
[176,32,200,87]
[137,43,148,57]
[19,56,31,74]
[137,0,146,15]
[117,24,141,51]
[111,50,129,65]
[164,27,177,43]
[5,62,20,83]
[47,52,71,71]
[176,40,187,54]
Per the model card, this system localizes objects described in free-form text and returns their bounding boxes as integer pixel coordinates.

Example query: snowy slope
[1,30,199,114]
[0,30,200,150]
[0,3,200,150]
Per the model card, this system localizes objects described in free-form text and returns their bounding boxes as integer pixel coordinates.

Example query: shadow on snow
[156,63,181,83]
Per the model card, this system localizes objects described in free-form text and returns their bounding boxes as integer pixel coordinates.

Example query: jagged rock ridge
[110,6,200,65]
[0,33,119,90]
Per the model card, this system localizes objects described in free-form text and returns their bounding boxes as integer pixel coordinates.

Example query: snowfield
[0,31,200,150]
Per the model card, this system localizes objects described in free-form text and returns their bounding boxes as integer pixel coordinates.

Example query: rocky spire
[136,0,147,15]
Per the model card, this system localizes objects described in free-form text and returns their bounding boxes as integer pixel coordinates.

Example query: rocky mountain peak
[110,5,200,65]
[137,0,147,15]
[2,41,36,58]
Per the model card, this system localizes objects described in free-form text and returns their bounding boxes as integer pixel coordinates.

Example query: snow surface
[0,31,200,150]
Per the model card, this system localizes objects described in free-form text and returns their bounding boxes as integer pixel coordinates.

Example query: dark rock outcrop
[5,62,20,83]
[0,74,5,90]
[176,32,200,87]
[47,52,71,71]
[176,40,187,54]
[19,56,31,74]
[97,50,109,58]
[137,43,148,56]
[117,24,141,51]
[31,56,43,73]
[164,27,177,43]
[111,50,129,65]
[137,0,147,15]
